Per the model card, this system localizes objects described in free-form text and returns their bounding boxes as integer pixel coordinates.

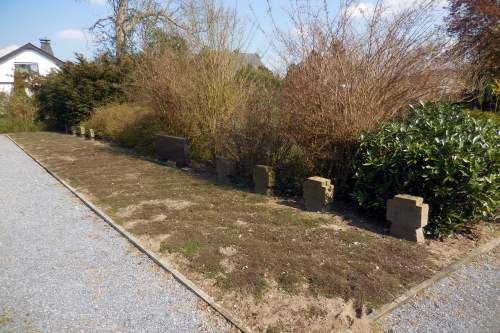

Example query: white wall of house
[0,50,60,94]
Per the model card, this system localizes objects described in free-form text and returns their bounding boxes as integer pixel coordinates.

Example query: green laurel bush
[352,103,499,236]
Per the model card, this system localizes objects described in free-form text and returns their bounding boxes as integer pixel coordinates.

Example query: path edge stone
[5,134,252,333]
[370,236,500,322]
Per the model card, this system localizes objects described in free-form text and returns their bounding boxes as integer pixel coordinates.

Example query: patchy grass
[0,314,10,326]
[0,117,45,133]
[11,132,491,332]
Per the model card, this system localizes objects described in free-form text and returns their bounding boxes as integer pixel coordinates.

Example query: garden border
[370,235,500,322]
[5,134,252,333]
[6,133,499,332]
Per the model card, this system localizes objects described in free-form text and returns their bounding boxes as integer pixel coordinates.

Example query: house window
[14,63,39,74]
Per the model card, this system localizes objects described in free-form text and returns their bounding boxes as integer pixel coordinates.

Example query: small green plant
[0,92,8,116]
[274,145,310,197]
[0,71,43,133]
[466,108,500,125]
[0,118,45,133]
[0,314,10,326]
[352,103,499,236]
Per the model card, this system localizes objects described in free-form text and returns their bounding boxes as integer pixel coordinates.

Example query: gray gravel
[0,135,231,333]
[377,246,500,333]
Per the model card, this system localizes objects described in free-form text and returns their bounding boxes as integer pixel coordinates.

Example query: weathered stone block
[154,134,190,167]
[78,126,86,137]
[387,194,429,243]
[216,157,235,184]
[253,165,275,195]
[70,126,77,136]
[303,176,334,212]
[87,129,95,140]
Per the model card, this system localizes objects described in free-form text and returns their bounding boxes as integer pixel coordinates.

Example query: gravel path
[0,135,231,333]
[377,246,500,333]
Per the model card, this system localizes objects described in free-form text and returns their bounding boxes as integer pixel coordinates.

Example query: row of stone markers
[67,125,95,140]
[229,163,428,243]
[250,165,336,211]
[236,164,330,209]
[151,139,428,244]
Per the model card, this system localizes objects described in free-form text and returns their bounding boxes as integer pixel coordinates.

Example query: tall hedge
[34,54,132,127]
[352,103,499,236]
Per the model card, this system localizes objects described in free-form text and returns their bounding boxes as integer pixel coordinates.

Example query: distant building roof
[236,53,265,69]
[0,42,64,67]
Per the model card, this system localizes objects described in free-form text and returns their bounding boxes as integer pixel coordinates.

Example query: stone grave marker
[87,129,95,140]
[387,194,429,243]
[253,165,275,195]
[78,126,86,137]
[154,134,190,167]
[303,176,334,212]
[216,157,235,184]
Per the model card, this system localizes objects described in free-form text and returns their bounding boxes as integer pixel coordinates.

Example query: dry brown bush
[137,49,253,161]
[84,103,160,152]
[223,66,290,177]
[270,0,470,191]
[135,0,257,161]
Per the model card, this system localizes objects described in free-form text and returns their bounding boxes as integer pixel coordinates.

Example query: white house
[0,39,64,94]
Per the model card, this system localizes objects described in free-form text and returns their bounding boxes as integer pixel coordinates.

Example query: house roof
[236,53,265,70]
[0,43,64,67]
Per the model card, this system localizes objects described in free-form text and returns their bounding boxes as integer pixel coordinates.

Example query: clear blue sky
[0,0,447,69]
[0,0,283,62]
[0,0,108,59]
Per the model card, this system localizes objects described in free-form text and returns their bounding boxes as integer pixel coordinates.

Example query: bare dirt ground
[9,132,499,332]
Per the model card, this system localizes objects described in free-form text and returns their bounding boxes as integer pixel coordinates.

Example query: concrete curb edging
[369,235,500,322]
[6,134,252,333]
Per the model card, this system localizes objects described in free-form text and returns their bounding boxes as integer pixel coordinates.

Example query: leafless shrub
[135,0,258,161]
[222,67,290,176]
[269,0,470,190]
[85,103,152,139]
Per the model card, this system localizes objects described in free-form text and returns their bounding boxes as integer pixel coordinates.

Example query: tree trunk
[115,0,128,58]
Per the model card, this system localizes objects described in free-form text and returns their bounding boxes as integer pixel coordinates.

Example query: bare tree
[446,0,500,77]
[91,0,182,57]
